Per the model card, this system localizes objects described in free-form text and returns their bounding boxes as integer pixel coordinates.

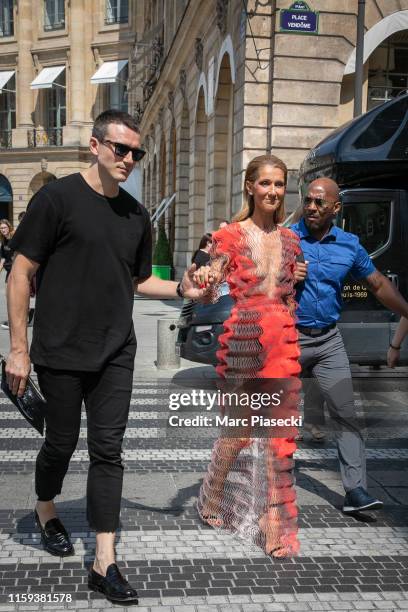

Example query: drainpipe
[266,1,276,151]
[353,0,366,117]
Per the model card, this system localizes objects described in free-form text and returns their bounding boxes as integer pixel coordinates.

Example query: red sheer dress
[197,221,302,556]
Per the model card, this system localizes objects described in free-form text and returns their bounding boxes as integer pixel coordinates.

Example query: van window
[341,201,391,255]
[353,100,407,149]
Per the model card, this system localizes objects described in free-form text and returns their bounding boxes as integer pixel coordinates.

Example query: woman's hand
[192,265,221,288]
[181,264,217,300]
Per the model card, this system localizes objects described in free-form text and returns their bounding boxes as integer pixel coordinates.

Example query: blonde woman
[196,155,301,557]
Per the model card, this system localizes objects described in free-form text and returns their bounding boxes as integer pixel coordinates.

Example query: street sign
[280,1,319,35]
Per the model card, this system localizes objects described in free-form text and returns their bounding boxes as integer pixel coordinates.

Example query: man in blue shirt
[291,177,408,513]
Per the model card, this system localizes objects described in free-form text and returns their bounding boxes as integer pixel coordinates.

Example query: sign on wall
[280,1,319,35]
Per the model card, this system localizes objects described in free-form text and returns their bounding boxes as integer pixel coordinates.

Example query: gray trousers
[298,326,367,492]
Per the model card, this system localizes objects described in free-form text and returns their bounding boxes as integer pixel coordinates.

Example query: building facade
[1,1,407,276]
[0,0,143,224]
[136,0,408,276]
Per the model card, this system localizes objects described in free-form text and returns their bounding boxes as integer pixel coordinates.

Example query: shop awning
[30,65,65,89]
[0,70,15,93]
[90,60,128,85]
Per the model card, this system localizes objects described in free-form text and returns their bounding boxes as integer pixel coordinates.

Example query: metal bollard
[156,318,181,369]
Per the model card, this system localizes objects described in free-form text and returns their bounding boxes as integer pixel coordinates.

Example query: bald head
[303,177,341,239]
[308,178,340,201]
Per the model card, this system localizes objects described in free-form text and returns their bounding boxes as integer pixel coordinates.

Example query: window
[353,98,408,150]
[368,33,408,110]
[107,63,128,112]
[0,74,15,148]
[341,201,392,256]
[105,0,128,25]
[0,0,13,37]
[46,70,66,145]
[44,0,65,31]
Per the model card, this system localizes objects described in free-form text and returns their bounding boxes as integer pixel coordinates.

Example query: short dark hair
[92,110,140,141]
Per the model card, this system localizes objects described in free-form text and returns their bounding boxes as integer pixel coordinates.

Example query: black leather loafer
[34,510,75,557]
[88,563,138,603]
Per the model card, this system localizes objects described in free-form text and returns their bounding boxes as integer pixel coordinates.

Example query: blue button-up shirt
[291,218,376,328]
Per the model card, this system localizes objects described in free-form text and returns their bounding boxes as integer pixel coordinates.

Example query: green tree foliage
[153,225,173,266]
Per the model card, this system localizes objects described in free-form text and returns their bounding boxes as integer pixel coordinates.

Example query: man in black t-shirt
[5,110,206,605]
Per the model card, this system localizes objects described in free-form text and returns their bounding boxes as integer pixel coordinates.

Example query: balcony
[28,127,63,147]
[0,130,12,148]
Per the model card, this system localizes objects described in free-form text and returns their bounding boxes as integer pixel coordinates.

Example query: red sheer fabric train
[197,222,302,556]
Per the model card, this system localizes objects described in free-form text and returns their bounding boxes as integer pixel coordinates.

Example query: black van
[299,93,408,365]
[177,94,408,366]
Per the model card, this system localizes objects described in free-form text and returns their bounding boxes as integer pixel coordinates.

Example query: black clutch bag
[0,358,46,435]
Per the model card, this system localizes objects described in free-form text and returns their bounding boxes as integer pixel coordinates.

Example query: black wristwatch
[389,343,401,350]
[176,282,184,298]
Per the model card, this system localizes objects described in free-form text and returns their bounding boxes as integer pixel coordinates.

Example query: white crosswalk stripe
[0,410,166,420]
[0,427,163,438]
[1,447,408,461]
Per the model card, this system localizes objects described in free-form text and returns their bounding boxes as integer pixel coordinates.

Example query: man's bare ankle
[35,501,57,526]
[93,558,116,577]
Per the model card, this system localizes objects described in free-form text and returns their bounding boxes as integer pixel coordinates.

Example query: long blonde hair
[233,154,288,224]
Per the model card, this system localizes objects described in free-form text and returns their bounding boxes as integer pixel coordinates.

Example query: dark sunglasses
[303,196,337,210]
[101,139,146,162]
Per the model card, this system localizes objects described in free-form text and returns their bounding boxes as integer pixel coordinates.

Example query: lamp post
[354,0,366,117]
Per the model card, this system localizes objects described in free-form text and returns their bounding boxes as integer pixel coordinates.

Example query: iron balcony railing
[0,130,12,148]
[27,127,63,147]
[368,85,408,106]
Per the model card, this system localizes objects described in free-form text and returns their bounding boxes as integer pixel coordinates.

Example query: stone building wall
[0,0,143,224]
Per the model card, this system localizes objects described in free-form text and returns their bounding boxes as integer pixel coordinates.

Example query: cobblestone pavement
[0,376,407,612]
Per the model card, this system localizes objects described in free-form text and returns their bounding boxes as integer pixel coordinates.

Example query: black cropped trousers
[35,363,132,532]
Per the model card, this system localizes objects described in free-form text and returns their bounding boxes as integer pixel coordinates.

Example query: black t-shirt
[10,173,152,371]
[0,238,14,271]
[192,250,210,270]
